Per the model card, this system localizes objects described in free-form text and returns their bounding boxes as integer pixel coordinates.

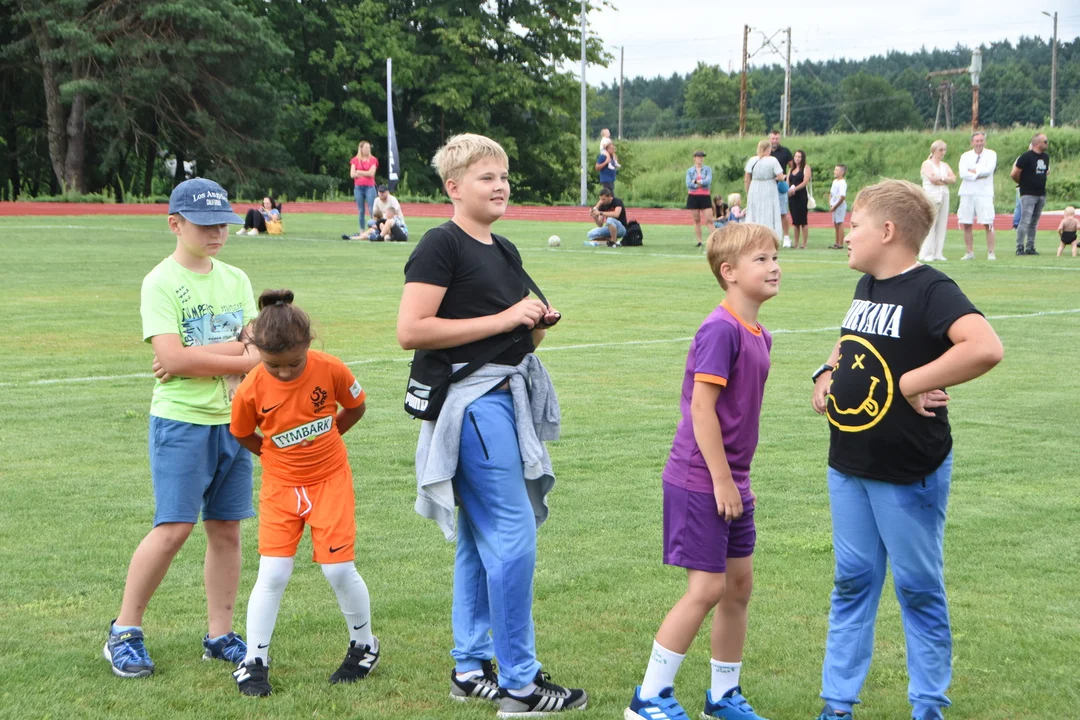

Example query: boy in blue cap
[104,178,262,678]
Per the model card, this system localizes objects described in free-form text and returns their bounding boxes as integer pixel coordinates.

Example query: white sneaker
[782,236,792,248]
[934,255,947,261]
[961,252,975,260]
[236,228,247,235]
[987,252,997,261]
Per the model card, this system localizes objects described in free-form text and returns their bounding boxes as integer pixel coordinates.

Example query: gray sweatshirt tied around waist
[413,353,560,541]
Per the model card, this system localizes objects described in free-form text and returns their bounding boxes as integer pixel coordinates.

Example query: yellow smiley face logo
[826,335,894,432]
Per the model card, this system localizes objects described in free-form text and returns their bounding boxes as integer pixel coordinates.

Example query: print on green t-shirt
[140,257,257,425]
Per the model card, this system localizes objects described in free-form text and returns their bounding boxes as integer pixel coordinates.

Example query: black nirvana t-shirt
[826,265,981,484]
[404,221,534,366]
[1015,150,1049,196]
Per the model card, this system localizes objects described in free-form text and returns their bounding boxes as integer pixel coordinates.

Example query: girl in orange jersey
[229,289,376,696]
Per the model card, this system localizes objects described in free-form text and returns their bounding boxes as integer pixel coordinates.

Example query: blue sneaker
[202,632,247,664]
[626,686,690,720]
[702,686,768,720]
[914,710,944,720]
[103,621,154,678]
[816,705,851,720]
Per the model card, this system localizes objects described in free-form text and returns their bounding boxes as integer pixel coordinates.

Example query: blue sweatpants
[450,391,541,690]
[821,453,954,719]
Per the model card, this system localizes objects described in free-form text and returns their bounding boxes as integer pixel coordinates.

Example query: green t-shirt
[141,256,258,425]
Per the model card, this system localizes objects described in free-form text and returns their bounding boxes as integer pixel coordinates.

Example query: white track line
[2,308,1076,390]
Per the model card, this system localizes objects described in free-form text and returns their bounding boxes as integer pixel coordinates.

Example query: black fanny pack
[404,239,548,421]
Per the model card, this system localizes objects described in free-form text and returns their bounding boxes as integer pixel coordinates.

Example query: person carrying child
[809,180,1003,720]
[104,178,261,679]
[626,222,780,720]
[229,290,375,696]
[1056,206,1078,258]
[397,133,585,717]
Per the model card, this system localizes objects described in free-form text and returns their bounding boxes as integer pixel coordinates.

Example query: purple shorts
[663,482,756,573]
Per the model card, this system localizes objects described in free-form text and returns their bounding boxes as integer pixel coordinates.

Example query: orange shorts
[258,466,356,563]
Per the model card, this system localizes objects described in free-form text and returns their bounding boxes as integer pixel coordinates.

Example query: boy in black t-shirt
[808,180,1003,720]
[397,134,586,716]
[587,187,628,246]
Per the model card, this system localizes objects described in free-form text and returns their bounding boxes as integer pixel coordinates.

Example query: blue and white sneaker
[202,631,247,664]
[913,709,944,720]
[625,686,690,720]
[103,621,154,678]
[816,705,851,720]
[702,687,768,719]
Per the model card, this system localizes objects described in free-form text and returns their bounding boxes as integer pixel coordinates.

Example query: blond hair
[927,139,947,159]
[727,192,741,206]
[1065,206,1076,216]
[756,139,771,157]
[432,133,509,184]
[852,179,935,252]
[357,140,371,157]
[706,222,779,289]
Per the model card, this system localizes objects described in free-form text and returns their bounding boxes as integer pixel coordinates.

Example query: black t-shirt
[1015,150,1049,196]
[826,265,981,484]
[404,221,534,366]
[771,144,793,174]
[601,197,628,226]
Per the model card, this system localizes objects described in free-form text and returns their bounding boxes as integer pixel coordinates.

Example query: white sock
[640,640,685,698]
[507,682,538,697]
[710,659,742,697]
[244,555,295,664]
[321,561,374,647]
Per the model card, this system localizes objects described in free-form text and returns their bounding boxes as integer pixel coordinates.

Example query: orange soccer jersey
[230,350,366,486]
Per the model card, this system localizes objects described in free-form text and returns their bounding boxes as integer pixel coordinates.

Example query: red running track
[0,200,1058,230]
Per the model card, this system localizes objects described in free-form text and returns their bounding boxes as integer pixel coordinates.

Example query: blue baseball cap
[168,178,244,225]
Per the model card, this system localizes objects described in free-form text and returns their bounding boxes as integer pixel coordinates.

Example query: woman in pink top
[349,141,379,236]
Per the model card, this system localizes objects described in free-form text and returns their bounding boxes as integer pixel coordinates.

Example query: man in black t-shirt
[586,187,627,246]
[809,180,1002,720]
[769,130,794,246]
[1010,132,1050,255]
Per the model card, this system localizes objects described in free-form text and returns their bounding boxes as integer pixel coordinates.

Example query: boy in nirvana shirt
[809,180,1003,720]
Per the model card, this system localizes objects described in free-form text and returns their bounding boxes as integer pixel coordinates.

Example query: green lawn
[1,213,1077,720]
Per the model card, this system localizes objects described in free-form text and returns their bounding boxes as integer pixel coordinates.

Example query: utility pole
[970,48,982,131]
[618,46,624,139]
[1043,11,1057,127]
[739,25,749,138]
[579,1,587,206]
[783,27,792,136]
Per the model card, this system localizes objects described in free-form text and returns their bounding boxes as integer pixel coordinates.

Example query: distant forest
[590,37,1080,138]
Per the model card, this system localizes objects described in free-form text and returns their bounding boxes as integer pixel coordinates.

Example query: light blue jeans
[1016,195,1045,252]
[354,185,377,232]
[821,452,953,719]
[451,391,541,690]
[586,218,626,242]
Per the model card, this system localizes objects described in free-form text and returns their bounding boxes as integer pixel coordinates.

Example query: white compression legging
[243,555,373,664]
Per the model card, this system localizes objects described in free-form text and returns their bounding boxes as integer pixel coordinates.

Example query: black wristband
[811,363,834,383]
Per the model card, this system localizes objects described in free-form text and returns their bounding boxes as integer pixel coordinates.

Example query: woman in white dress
[744,139,785,239]
[919,139,956,262]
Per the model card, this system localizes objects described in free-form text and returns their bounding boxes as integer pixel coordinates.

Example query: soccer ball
[548,235,561,247]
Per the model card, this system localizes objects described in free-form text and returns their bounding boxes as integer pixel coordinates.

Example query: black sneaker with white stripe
[329,636,380,683]
[497,670,587,717]
[450,659,500,702]
[233,657,272,697]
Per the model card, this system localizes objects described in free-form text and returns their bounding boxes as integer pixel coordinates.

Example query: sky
[582,0,1080,86]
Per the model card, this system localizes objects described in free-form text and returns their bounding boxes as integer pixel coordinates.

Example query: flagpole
[386,57,400,190]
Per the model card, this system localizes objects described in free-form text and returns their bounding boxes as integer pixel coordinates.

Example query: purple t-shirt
[662,302,772,498]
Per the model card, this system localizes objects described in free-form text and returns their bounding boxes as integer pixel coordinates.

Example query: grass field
[1,212,1078,720]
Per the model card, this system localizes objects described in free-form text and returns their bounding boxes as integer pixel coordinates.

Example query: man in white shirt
[372,184,404,224]
[956,132,997,260]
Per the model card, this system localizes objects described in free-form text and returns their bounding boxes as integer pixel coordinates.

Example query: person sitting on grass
[713,196,730,229]
[238,196,281,236]
[372,204,409,242]
[586,187,627,247]
[727,193,746,224]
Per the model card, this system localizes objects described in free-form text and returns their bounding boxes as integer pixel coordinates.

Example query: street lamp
[1042,11,1057,127]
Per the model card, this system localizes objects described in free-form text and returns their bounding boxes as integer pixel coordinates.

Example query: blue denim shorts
[149,416,254,526]
[778,189,790,214]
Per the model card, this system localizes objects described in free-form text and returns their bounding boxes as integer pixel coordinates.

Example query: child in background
[713,196,730,229]
[626,222,780,720]
[727,193,746,224]
[230,290,376,697]
[829,166,848,249]
[1056,206,1078,257]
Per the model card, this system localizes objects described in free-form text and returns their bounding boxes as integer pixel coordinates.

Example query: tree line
[1,1,1075,204]
[593,37,1079,139]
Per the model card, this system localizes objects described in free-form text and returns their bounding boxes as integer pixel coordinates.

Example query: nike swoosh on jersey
[329,544,348,553]
[261,403,282,413]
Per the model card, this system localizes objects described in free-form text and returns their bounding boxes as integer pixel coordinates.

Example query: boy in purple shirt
[626,223,780,720]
